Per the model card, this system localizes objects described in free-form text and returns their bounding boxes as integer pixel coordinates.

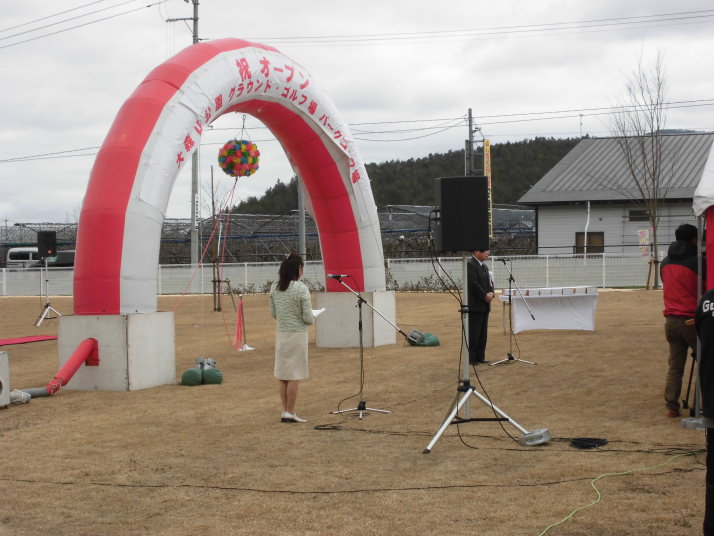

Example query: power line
[472,99,714,121]
[207,98,714,131]
[0,147,101,164]
[351,116,466,135]
[0,0,116,33]
[247,9,714,46]
[0,0,170,50]
[354,123,465,143]
[477,100,714,127]
[5,6,714,52]
[2,99,713,163]
[0,0,137,43]
[264,9,714,41]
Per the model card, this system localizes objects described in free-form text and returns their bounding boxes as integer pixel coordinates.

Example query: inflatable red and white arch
[74,38,386,314]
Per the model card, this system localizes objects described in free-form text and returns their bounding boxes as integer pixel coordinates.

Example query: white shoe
[281,412,307,423]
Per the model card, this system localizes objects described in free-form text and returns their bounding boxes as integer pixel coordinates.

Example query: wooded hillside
[232,136,581,214]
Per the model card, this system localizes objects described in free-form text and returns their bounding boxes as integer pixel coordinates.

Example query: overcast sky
[2,0,713,225]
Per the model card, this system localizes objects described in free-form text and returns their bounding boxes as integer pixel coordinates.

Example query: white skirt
[274,330,309,380]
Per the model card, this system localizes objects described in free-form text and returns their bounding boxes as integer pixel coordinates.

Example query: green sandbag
[408,333,440,347]
[202,367,224,385]
[181,367,202,386]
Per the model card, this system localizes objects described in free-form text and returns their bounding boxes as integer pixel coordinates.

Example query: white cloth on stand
[499,286,598,333]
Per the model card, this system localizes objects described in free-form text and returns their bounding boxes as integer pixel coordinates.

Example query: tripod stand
[423,377,551,453]
[491,258,536,366]
[35,258,61,326]
[681,336,706,430]
[423,255,550,453]
[683,354,696,414]
[329,276,391,419]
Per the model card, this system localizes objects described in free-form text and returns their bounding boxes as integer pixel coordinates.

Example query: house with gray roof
[518,132,714,256]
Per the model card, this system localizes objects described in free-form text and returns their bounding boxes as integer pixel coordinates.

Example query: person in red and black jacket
[660,223,702,418]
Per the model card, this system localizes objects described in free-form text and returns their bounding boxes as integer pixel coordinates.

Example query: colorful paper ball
[218,139,260,177]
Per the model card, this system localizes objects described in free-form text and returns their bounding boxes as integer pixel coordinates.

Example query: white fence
[0,253,656,297]
[388,253,653,290]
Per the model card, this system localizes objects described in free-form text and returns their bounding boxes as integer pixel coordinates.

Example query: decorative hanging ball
[218,139,260,177]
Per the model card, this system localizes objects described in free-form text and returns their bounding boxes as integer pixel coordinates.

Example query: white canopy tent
[693,140,714,289]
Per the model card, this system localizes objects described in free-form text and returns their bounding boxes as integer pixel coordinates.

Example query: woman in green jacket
[269,253,315,423]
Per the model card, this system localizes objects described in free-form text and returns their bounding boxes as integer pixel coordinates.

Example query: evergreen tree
[230,137,581,213]
[232,177,298,214]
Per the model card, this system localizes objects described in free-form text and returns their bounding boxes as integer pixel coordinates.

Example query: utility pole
[465,108,492,238]
[210,167,221,311]
[465,108,482,176]
[465,108,475,176]
[189,0,200,267]
[297,184,306,258]
[167,0,200,266]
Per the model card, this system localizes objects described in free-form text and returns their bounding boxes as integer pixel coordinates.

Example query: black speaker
[434,176,490,252]
[37,231,57,259]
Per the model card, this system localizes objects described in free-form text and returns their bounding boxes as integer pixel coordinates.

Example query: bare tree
[611,52,671,289]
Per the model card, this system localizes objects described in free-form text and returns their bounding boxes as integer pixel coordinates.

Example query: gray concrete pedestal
[58,312,176,391]
[314,290,397,348]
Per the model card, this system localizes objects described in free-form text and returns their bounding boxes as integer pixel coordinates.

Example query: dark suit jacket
[696,287,714,420]
[467,256,494,313]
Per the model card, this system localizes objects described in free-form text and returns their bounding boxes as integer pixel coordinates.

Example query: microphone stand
[491,259,536,366]
[329,276,392,419]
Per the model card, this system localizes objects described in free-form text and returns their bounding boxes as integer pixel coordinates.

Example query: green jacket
[269,280,315,332]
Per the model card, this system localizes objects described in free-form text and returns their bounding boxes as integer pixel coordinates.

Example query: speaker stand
[35,259,61,326]
[423,378,551,453]
[36,302,61,327]
[422,255,550,453]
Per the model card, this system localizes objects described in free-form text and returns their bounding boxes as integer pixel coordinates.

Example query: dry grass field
[0,290,707,536]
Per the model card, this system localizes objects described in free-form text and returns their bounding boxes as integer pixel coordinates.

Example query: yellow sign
[484,139,493,238]
[637,229,651,257]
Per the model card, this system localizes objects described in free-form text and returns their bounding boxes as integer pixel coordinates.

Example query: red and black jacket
[660,240,701,317]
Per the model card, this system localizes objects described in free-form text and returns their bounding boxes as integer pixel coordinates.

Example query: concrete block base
[0,352,9,407]
[314,291,397,348]
[58,312,176,391]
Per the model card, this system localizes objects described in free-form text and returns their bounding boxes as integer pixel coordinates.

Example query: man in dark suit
[467,248,495,365]
[696,287,714,535]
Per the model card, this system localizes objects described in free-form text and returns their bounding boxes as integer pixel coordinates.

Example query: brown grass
[0,290,706,536]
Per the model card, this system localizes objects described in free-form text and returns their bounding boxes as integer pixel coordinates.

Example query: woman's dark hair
[277,252,303,291]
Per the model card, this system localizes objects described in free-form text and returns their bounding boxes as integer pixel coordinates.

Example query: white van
[6,247,40,269]
[29,249,75,268]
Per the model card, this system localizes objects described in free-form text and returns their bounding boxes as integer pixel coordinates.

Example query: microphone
[327,274,349,279]
[499,258,510,263]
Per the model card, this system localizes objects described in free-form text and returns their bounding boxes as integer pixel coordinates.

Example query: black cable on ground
[570,437,608,449]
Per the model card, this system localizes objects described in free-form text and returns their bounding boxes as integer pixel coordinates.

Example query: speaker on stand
[37,231,57,259]
[35,231,61,326]
[424,176,551,453]
[434,176,490,253]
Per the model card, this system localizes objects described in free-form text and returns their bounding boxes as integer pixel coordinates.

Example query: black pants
[706,429,714,536]
[468,312,489,364]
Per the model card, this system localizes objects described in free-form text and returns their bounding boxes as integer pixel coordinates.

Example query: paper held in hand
[312,308,326,318]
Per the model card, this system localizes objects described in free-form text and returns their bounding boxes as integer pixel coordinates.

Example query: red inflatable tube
[45,338,99,395]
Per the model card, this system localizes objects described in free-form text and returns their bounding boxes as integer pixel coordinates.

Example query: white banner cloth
[499,286,598,333]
